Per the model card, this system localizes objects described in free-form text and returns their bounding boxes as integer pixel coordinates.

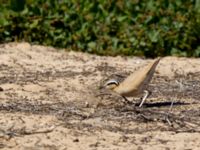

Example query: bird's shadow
[135,101,190,108]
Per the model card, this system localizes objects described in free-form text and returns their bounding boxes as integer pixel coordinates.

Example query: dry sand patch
[0,43,200,149]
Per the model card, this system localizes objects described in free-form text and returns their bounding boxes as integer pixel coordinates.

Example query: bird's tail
[143,57,162,84]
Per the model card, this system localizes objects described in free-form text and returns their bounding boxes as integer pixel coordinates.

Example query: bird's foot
[122,96,133,105]
[138,90,151,107]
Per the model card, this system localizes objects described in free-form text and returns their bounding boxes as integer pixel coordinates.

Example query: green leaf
[87,41,96,49]
[0,17,9,26]
[10,0,26,12]
[30,19,39,29]
[148,30,160,43]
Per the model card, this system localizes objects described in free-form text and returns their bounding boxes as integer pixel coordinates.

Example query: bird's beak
[99,85,105,89]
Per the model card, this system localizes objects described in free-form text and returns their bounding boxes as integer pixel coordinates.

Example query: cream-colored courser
[104,58,161,107]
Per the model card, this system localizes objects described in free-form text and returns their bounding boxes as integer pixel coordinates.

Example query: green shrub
[0,0,200,57]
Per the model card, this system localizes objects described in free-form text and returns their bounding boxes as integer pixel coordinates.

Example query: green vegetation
[0,0,200,57]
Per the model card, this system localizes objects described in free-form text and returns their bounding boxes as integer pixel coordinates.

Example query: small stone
[85,101,90,107]
[0,87,3,92]
[137,146,143,150]
[73,138,79,142]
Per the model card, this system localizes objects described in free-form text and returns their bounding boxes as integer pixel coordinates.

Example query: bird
[104,57,161,107]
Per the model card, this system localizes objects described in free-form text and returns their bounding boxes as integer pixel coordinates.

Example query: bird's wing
[113,58,161,95]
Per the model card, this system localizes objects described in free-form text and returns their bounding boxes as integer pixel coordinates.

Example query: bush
[0,0,200,57]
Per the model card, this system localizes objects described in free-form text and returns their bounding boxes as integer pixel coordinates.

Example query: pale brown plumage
[105,58,161,107]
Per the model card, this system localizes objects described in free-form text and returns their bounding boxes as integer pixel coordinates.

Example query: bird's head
[103,79,119,90]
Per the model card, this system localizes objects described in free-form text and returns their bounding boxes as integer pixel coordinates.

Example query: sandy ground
[0,42,200,150]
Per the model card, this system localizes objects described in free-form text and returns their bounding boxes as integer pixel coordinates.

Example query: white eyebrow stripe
[105,79,119,86]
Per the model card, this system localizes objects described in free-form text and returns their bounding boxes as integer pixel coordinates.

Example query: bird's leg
[139,90,151,107]
[122,96,132,104]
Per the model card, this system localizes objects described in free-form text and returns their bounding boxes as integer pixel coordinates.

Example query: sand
[0,42,200,150]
